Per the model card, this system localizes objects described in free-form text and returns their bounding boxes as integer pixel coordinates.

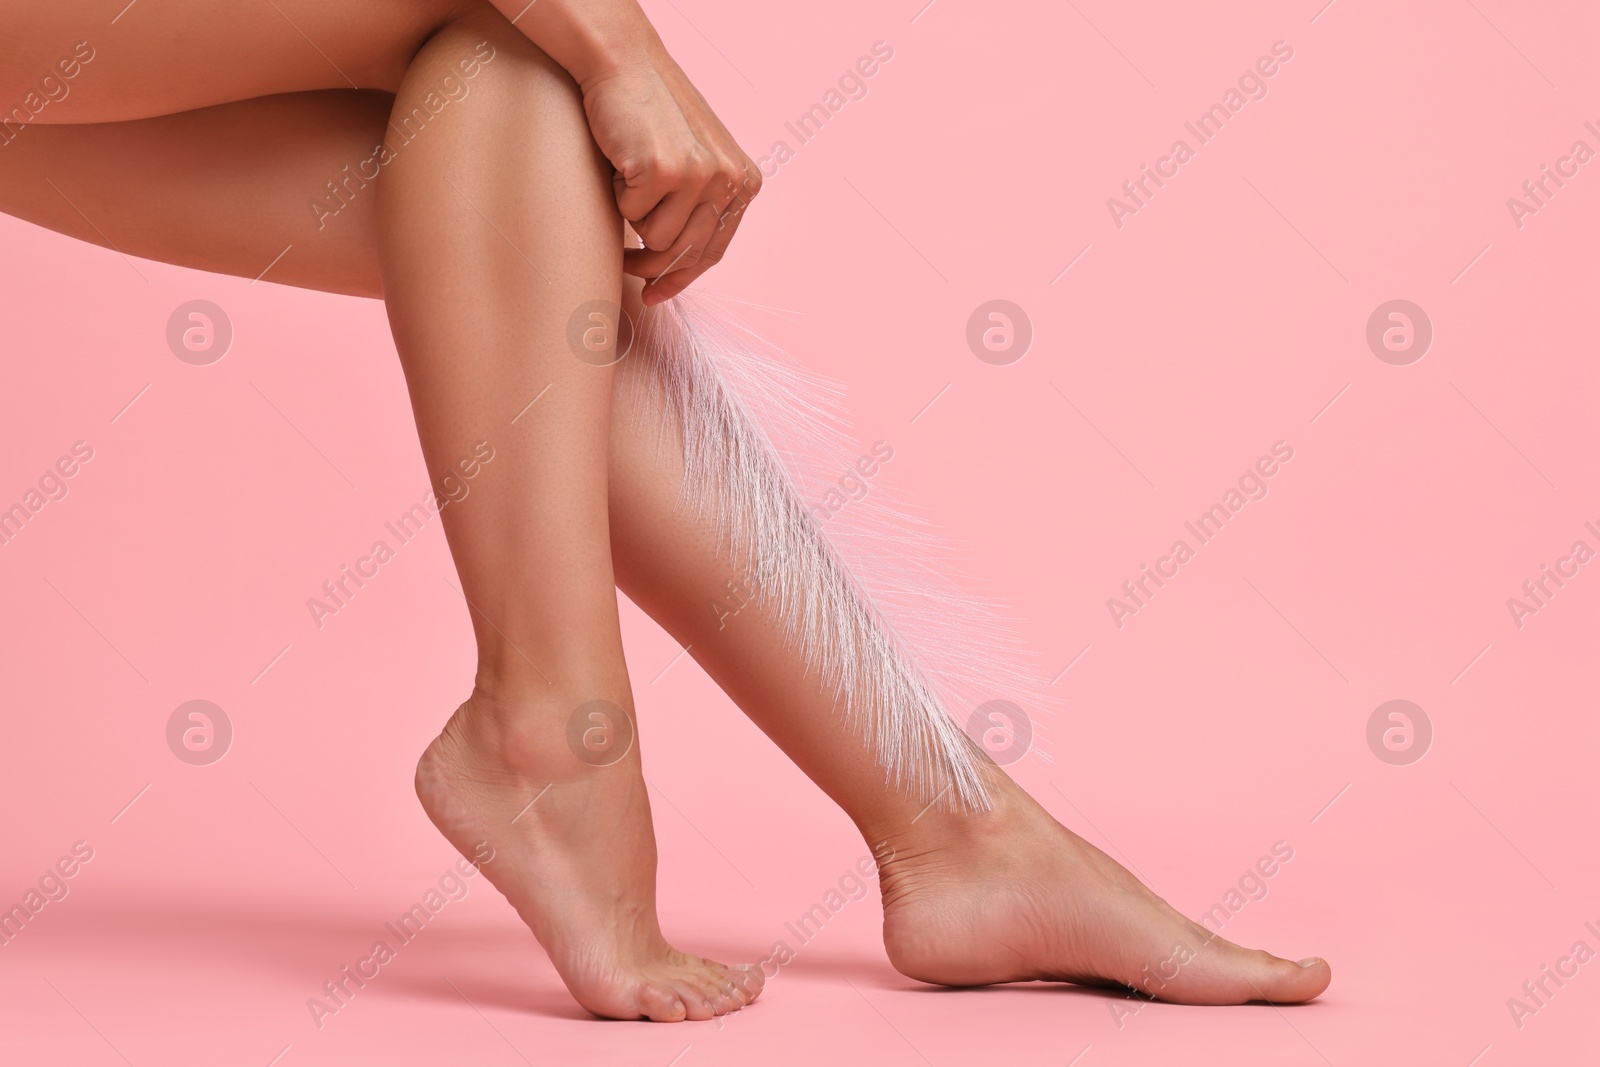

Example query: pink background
[2,0,1596,1063]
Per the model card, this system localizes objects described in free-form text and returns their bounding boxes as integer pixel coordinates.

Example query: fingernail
[1297,957,1322,968]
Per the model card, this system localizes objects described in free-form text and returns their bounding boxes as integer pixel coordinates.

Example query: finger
[645,198,744,302]
[613,158,679,233]
[642,215,726,306]
[623,203,717,288]
[630,198,742,307]
[632,183,706,253]
[622,242,687,280]
[642,164,759,301]
[626,203,721,305]
[691,170,758,274]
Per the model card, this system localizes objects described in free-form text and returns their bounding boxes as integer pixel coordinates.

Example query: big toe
[1205,948,1331,1005]
[710,962,766,1005]
[1260,955,1331,1004]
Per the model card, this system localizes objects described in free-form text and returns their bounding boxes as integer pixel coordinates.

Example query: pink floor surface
[2,0,1596,1063]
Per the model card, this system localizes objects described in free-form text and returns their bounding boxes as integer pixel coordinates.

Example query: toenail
[1297,957,1322,968]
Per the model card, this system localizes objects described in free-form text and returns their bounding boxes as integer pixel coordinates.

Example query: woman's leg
[0,0,472,124]
[605,410,1333,1005]
[3,1,759,1023]
[0,88,391,297]
[0,91,1331,1006]
[378,13,760,1022]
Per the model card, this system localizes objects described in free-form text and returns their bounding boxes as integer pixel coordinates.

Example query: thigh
[0,90,392,296]
[0,0,477,126]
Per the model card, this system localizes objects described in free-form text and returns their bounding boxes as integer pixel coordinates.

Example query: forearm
[485,0,659,86]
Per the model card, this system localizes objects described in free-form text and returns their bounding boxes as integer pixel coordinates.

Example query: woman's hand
[487,0,760,304]
[581,43,760,305]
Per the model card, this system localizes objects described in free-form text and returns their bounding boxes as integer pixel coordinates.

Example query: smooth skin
[0,0,1330,1021]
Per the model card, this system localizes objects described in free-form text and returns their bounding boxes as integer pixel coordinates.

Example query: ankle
[858,770,1030,871]
[452,679,639,778]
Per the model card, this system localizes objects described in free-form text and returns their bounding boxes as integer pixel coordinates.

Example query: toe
[1259,955,1331,1004]
[729,964,765,1004]
[707,962,764,1006]
[714,977,752,1015]
[680,961,746,1016]
[670,980,719,1021]
[636,983,688,1023]
[1222,947,1332,1005]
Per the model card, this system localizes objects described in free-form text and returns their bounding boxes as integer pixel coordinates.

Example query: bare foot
[415,693,763,1021]
[877,777,1331,1005]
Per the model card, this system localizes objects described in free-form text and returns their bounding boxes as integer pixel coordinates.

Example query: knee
[387,5,609,202]
[408,6,578,111]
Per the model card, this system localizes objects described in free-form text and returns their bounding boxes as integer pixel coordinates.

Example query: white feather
[623,294,1055,813]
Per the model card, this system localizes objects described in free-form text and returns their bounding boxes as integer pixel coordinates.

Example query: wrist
[521,0,659,88]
